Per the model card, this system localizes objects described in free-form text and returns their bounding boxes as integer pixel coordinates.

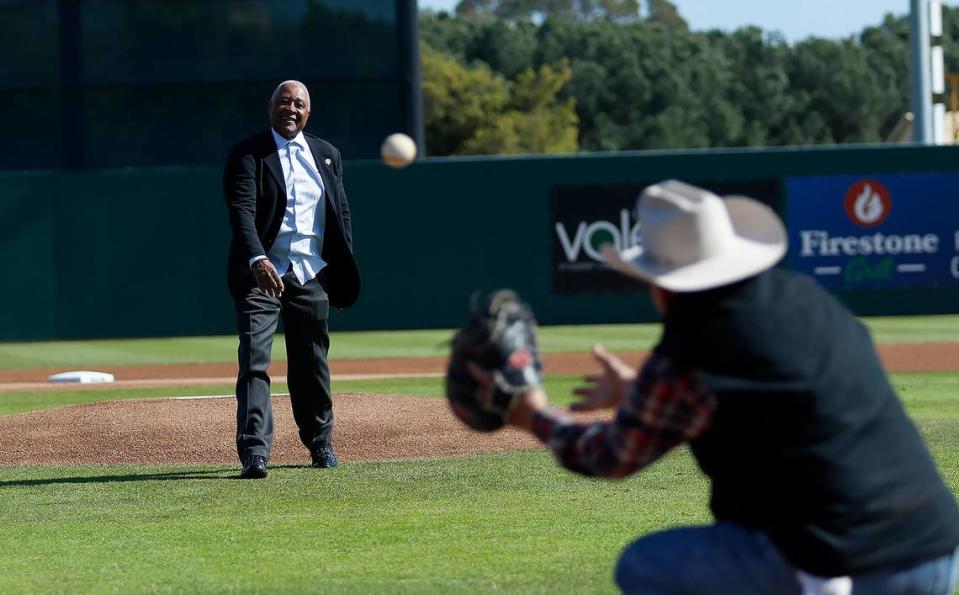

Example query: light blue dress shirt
[250,129,327,285]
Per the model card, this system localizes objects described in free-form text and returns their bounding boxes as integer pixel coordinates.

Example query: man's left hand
[466,363,547,432]
[570,344,636,412]
[445,290,543,432]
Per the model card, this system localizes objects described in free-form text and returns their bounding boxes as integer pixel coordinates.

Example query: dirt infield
[0,342,955,468]
[0,393,555,467]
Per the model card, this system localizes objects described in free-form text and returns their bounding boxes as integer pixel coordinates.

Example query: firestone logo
[844,180,891,227]
[798,179,939,259]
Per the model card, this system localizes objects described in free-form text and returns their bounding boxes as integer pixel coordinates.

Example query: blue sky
[419,0,956,43]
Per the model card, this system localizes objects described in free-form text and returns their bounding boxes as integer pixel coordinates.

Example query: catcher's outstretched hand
[570,344,636,412]
[446,290,543,432]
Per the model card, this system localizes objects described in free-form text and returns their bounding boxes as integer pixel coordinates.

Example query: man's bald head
[268,80,311,140]
[271,80,310,106]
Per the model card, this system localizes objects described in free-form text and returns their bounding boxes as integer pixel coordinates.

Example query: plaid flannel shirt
[531,353,717,479]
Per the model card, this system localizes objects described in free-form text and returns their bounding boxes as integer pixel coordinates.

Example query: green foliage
[455,0,642,23]
[420,6,959,154]
[421,44,509,155]
[421,45,579,155]
[463,61,579,153]
[646,0,687,30]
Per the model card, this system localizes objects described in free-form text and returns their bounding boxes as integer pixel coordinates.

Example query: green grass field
[1,315,957,370]
[1,319,958,593]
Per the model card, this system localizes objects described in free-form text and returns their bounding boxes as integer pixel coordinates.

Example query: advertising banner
[787,174,959,289]
[550,180,781,294]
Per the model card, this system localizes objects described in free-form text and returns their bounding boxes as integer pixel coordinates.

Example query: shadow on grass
[0,463,325,487]
[0,468,237,487]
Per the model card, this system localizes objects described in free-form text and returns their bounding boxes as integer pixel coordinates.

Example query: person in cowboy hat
[502,181,959,594]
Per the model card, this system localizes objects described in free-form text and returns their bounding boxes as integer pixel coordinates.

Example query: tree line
[419,1,959,156]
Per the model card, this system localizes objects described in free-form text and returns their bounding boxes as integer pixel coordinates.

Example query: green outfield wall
[1,144,958,340]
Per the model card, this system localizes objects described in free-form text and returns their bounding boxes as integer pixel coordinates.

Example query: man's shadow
[0,464,312,488]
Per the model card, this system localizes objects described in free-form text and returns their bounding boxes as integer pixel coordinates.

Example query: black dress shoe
[310,445,338,468]
[241,455,268,479]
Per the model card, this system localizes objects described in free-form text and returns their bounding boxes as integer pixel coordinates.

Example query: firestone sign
[787,174,959,289]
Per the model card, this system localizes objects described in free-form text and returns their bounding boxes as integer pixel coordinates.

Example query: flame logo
[844,180,891,228]
[852,184,884,224]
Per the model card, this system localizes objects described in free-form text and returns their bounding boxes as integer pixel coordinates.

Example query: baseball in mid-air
[381,133,417,168]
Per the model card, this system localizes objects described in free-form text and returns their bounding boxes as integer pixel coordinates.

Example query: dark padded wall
[1,144,957,340]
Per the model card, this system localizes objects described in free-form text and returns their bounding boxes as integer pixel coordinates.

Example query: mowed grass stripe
[0,375,474,416]
[0,315,956,370]
[1,372,957,417]
[0,389,956,594]
[0,385,243,416]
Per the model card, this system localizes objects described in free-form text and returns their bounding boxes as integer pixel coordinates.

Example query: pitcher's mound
[0,393,541,467]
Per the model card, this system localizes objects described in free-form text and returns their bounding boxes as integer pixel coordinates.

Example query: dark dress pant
[233,269,332,462]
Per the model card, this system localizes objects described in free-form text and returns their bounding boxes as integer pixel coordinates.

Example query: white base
[48,370,115,384]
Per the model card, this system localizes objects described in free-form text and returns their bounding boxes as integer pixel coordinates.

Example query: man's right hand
[251,259,284,298]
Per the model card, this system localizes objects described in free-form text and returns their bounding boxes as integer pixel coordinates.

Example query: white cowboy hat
[602,180,787,292]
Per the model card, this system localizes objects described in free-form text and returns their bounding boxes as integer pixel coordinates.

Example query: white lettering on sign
[555,209,641,262]
[582,221,619,261]
[556,222,586,262]
[952,256,959,280]
[798,230,939,257]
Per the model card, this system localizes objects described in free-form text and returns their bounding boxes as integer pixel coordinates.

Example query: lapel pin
[324,158,332,166]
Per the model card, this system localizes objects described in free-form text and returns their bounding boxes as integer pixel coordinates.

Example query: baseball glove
[445,289,543,432]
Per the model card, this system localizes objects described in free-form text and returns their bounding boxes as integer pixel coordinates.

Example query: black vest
[655,269,959,576]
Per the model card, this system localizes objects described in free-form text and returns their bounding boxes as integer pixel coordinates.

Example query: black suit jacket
[223,130,360,309]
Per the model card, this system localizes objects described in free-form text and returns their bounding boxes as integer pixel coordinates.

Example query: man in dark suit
[223,80,360,479]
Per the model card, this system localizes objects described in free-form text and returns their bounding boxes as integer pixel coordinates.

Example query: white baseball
[381,133,417,168]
